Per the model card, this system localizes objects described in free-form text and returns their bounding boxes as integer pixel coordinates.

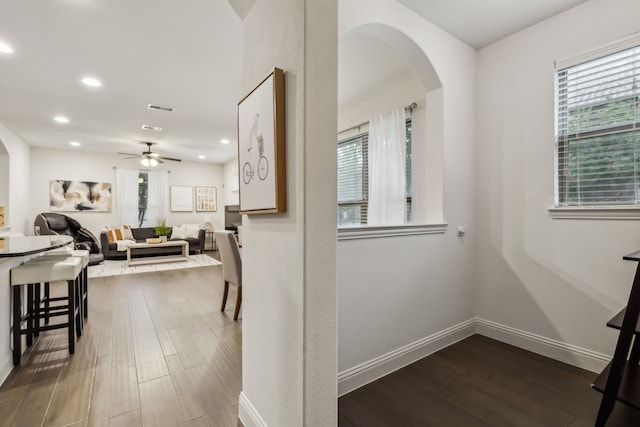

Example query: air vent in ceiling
[147,104,175,112]
[141,124,162,131]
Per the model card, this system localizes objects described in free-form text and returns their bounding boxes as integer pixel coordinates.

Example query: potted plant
[154,218,171,242]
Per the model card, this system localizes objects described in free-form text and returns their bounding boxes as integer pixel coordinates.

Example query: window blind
[338,133,368,226]
[337,117,412,227]
[556,44,640,206]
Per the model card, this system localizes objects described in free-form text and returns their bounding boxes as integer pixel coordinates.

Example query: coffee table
[126,240,189,266]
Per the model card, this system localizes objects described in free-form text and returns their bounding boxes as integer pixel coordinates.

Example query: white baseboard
[0,352,12,386]
[238,391,269,427]
[338,317,613,397]
[475,317,610,373]
[337,319,476,396]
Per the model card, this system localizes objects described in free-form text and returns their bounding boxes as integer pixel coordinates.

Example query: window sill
[548,207,640,220]
[338,223,448,240]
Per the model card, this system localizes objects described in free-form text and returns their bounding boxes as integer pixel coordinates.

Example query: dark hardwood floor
[339,334,640,427]
[0,251,242,427]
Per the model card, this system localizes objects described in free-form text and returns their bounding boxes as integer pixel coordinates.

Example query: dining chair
[215,230,242,320]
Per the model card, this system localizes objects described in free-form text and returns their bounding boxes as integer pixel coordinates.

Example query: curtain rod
[112,166,171,173]
[338,102,417,135]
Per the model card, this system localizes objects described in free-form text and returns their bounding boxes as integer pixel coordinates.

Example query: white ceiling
[396,0,590,49]
[0,0,243,165]
[0,0,590,165]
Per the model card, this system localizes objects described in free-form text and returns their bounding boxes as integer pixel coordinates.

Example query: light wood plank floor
[0,255,242,427]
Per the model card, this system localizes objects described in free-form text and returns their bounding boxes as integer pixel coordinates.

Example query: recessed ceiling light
[141,124,162,131]
[0,41,13,54]
[147,104,175,112]
[81,77,102,87]
[54,116,69,124]
[198,155,206,159]
[69,141,81,146]
[221,139,230,144]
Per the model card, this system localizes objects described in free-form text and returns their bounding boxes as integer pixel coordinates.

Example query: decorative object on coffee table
[154,218,170,242]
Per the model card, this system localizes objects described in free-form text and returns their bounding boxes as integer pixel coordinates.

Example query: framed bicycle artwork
[237,67,286,214]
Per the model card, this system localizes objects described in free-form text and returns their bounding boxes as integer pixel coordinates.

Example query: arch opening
[338,23,444,225]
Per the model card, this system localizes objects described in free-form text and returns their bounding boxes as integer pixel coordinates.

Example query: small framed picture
[195,186,217,212]
[237,67,286,214]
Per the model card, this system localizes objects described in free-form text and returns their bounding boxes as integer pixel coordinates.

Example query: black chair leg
[83,265,88,318]
[44,282,50,324]
[13,286,22,366]
[26,284,33,347]
[75,277,83,337]
[67,279,75,355]
[34,284,41,337]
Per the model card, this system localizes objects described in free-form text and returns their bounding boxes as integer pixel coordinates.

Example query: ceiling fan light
[149,158,159,167]
[141,158,150,167]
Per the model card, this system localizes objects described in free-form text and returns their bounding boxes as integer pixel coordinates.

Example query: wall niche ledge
[338,223,447,240]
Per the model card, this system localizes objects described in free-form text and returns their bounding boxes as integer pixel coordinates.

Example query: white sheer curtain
[368,107,407,225]
[115,168,140,226]
[146,170,169,226]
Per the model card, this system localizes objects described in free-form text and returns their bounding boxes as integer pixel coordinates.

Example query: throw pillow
[121,225,134,240]
[106,225,134,243]
[171,225,186,239]
[185,225,200,239]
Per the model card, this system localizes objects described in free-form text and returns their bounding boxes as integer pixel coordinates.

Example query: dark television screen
[225,205,242,231]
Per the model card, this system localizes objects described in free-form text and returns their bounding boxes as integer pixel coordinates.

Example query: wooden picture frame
[170,185,193,212]
[237,67,286,214]
[195,186,217,212]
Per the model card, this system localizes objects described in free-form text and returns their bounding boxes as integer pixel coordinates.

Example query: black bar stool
[10,256,83,365]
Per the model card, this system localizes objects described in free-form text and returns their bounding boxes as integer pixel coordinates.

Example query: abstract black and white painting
[50,180,112,212]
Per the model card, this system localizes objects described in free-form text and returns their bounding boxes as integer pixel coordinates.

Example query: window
[337,118,412,226]
[138,171,149,227]
[116,168,168,227]
[555,43,640,207]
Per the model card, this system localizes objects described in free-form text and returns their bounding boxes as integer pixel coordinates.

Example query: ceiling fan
[118,142,182,167]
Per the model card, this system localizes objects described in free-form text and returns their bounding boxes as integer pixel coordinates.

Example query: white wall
[223,158,239,206]
[338,75,423,133]
[337,0,477,393]
[30,147,225,239]
[0,124,32,235]
[476,0,640,366]
[0,154,7,225]
[0,123,32,384]
[239,0,337,426]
